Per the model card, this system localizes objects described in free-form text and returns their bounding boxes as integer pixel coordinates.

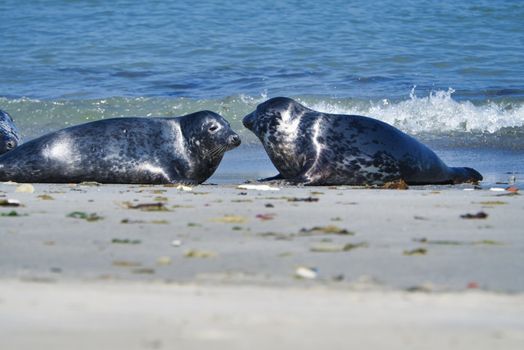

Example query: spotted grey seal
[0,109,20,155]
[0,111,240,184]
[243,97,482,185]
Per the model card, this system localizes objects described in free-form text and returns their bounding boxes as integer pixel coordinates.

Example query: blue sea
[1,0,523,185]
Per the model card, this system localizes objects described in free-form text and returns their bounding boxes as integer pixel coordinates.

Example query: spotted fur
[0,111,240,184]
[243,97,482,185]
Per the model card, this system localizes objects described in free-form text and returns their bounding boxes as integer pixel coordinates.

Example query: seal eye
[208,125,220,133]
[6,140,16,150]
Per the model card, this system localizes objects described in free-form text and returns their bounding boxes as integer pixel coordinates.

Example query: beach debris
[310,191,324,195]
[124,202,169,211]
[212,215,247,224]
[187,222,202,227]
[256,213,276,221]
[37,194,54,200]
[287,197,319,202]
[310,242,368,252]
[413,215,429,220]
[479,201,507,206]
[467,281,480,289]
[172,205,193,209]
[112,260,141,267]
[403,248,427,256]
[156,256,172,265]
[151,220,169,224]
[121,218,146,224]
[0,199,21,207]
[67,211,103,221]
[300,225,354,235]
[405,285,432,293]
[460,211,488,219]
[232,226,243,231]
[237,184,280,191]
[258,232,292,240]
[111,238,141,244]
[231,199,253,203]
[15,184,35,193]
[171,239,182,247]
[175,184,193,191]
[278,252,293,257]
[154,196,168,202]
[332,274,345,282]
[295,266,318,279]
[132,268,155,274]
[413,238,502,246]
[1,210,25,217]
[506,186,519,193]
[79,181,101,186]
[489,187,506,192]
[382,179,409,190]
[265,203,275,208]
[184,249,217,258]
[342,242,369,251]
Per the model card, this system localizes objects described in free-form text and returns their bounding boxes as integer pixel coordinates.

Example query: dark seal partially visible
[0,111,240,184]
[0,109,20,155]
[243,97,482,186]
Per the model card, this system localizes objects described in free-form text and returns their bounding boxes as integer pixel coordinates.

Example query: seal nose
[229,134,241,147]
[242,112,254,129]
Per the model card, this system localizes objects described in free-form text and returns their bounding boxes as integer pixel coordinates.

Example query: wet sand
[0,182,523,349]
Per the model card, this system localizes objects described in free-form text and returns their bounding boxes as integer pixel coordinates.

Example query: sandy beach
[0,182,523,349]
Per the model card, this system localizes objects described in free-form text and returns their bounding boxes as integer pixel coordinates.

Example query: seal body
[0,111,240,184]
[0,109,20,155]
[243,97,482,186]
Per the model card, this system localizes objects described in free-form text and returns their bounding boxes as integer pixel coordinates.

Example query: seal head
[0,109,20,154]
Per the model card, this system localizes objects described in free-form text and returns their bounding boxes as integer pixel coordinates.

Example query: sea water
[1,0,523,185]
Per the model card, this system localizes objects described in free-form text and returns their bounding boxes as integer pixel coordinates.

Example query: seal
[243,97,482,185]
[0,109,20,155]
[0,111,240,184]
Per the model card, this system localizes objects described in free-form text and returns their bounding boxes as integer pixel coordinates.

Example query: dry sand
[0,182,523,349]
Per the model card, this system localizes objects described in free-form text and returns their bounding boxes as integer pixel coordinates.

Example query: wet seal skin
[0,109,20,155]
[0,111,240,184]
[243,97,482,186]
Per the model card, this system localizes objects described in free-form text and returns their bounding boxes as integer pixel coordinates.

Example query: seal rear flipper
[449,167,483,184]
[258,173,284,182]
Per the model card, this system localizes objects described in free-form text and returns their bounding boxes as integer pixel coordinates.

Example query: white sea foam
[303,88,524,135]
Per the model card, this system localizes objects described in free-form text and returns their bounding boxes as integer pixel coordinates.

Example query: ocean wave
[1,89,524,149]
[303,88,524,134]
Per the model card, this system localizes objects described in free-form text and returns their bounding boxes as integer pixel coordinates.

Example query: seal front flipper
[258,173,284,182]
[449,167,483,184]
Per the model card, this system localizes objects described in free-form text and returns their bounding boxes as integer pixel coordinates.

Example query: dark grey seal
[0,109,20,155]
[0,111,240,184]
[243,97,482,186]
